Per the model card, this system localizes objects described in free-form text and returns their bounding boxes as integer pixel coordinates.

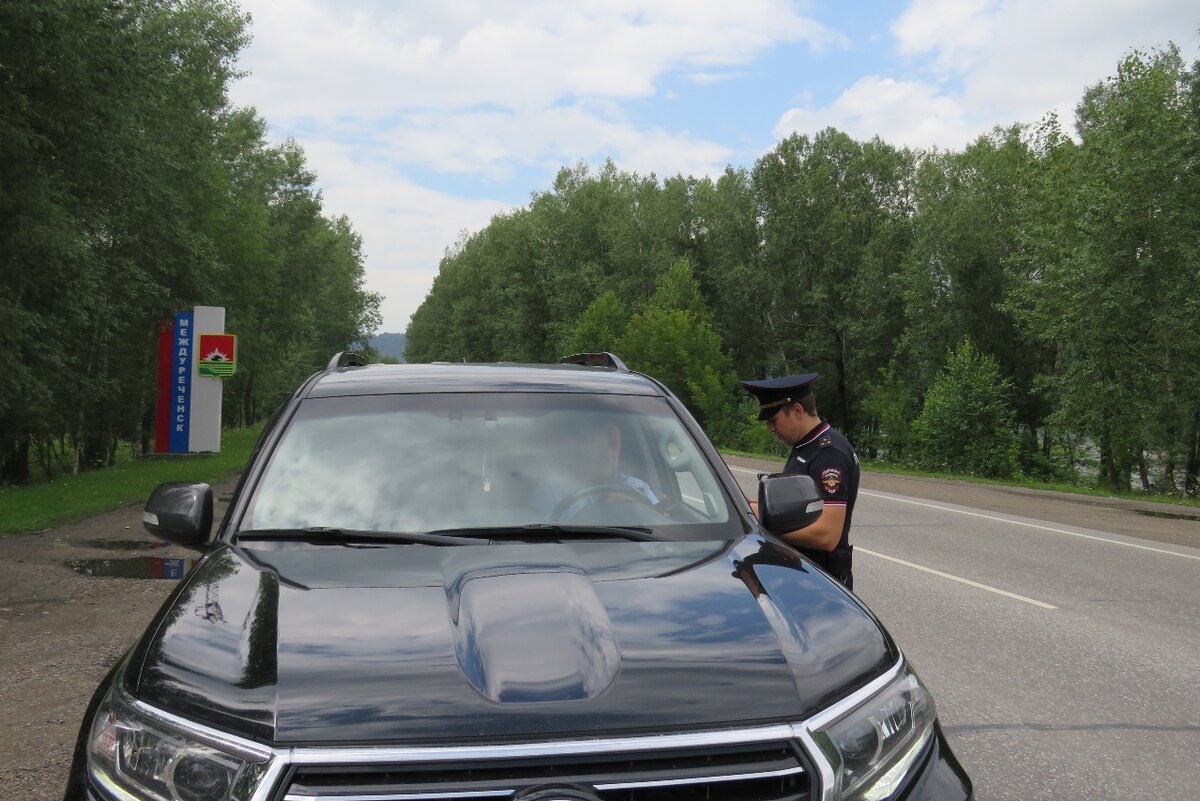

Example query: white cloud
[776,0,1200,150]
[233,0,839,119]
[375,105,732,179]
[952,0,1197,127]
[297,138,510,332]
[891,0,999,71]
[227,1,1198,333]
[774,75,978,149]
[229,0,838,332]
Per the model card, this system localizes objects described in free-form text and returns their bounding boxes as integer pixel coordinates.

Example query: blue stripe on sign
[169,311,194,453]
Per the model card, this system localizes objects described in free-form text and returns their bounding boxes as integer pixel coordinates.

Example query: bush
[910,340,1019,478]
[616,308,738,440]
[566,291,628,353]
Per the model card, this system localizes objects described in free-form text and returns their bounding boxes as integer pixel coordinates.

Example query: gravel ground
[0,476,239,801]
[1,468,1195,800]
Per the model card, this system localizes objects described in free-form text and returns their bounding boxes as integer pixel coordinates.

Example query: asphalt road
[726,456,1200,801]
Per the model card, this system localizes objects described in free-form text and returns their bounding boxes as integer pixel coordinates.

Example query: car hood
[131,538,894,744]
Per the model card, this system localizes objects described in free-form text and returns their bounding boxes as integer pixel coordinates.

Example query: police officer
[741,373,860,590]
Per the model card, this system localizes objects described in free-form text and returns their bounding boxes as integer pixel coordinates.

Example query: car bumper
[900,722,974,800]
[80,730,972,801]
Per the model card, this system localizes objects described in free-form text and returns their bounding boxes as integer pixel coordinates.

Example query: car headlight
[88,682,271,801]
[805,664,936,801]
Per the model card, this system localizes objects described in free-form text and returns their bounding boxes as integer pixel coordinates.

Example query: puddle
[1134,509,1200,521]
[73,539,169,551]
[65,557,197,580]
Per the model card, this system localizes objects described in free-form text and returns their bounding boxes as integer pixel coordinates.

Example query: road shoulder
[0,473,242,800]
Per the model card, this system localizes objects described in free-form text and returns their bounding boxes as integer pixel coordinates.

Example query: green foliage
[910,341,1020,478]
[1005,45,1200,493]
[9,14,1183,495]
[737,398,790,459]
[616,309,739,441]
[0,1,379,484]
[566,291,628,354]
[405,40,1200,498]
[612,257,743,444]
[370,333,408,362]
[0,425,263,536]
[896,128,1043,419]
[649,258,711,321]
[750,130,916,433]
[860,365,921,461]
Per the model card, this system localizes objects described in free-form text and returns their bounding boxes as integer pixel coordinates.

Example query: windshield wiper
[423,524,660,543]
[235,527,490,546]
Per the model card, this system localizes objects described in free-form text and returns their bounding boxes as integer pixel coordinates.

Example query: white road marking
[727,465,1059,608]
[858,490,1200,562]
[726,465,1200,562]
[856,548,1058,609]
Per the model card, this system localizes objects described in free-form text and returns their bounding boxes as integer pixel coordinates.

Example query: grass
[0,426,263,537]
[721,448,1200,509]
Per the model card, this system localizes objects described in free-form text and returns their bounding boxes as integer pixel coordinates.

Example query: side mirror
[758,473,823,534]
[143,482,213,548]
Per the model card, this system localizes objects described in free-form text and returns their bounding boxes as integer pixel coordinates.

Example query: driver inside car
[532,416,660,521]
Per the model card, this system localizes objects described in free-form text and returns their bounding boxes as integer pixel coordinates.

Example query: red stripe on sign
[154,319,174,453]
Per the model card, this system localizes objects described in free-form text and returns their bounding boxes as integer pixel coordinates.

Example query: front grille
[283,739,810,801]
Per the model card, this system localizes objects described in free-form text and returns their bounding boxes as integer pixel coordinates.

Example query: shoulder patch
[820,467,842,494]
[819,437,832,448]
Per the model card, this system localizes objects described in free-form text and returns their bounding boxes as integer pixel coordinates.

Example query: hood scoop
[448,568,620,703]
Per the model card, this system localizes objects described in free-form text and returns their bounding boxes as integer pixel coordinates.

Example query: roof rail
[559,352,629,371]
[326,351,367,371]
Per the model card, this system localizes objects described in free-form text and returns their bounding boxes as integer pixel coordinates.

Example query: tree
[689,167,769,377]
[616,261,740,443]
[566,292,628,354]
[1008,46,1200,492]
[882,127,1049,469]
[752,130,914,436]
[910,340,1019,478]
[616,309,739,442]
[0,1,380,483]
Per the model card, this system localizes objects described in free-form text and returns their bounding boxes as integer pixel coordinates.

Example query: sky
[226,1,1199,335]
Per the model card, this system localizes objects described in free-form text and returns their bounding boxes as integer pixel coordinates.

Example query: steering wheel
[551,483,658,521]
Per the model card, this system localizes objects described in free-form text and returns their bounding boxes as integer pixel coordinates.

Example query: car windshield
[243,392,738,539]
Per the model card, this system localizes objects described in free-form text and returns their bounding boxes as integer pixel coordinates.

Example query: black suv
[66,355,972,801]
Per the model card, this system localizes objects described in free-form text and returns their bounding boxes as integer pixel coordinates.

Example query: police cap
[740,373,818,421]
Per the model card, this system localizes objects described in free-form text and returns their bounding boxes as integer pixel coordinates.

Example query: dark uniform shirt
[782,421,860,589]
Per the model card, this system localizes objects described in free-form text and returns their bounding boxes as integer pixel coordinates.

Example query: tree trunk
[1,436,30,486]
[1161,342,1177,493]
[834,328,850,433]
[1098,424,1118,492]
[1185,404,1199,497]
[243,369,256,427]
[1138,449,1150,492]
[139,402,153,456]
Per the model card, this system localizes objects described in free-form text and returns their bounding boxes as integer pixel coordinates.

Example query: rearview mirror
[758,473,823,534]
[143,482,213,548]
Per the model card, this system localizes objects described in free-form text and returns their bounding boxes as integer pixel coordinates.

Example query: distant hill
[370,332,407,362]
